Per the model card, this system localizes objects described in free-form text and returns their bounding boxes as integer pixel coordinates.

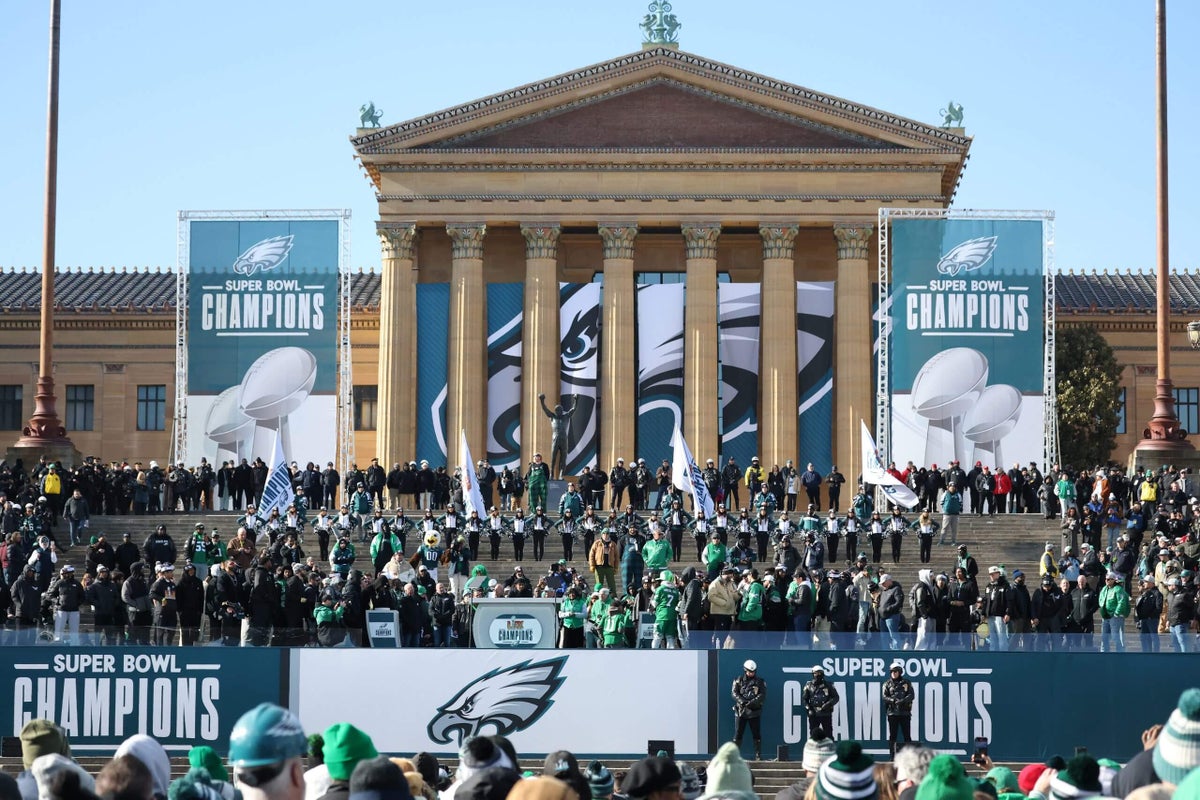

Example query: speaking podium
[471,598,560,649]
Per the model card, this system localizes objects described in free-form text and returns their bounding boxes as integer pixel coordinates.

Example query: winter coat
[44,576,85,612]
[879,582,904,620]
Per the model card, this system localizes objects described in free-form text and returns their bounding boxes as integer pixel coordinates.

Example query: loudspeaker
[648,740,675,760]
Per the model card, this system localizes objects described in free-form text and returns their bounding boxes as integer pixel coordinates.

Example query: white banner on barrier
[293,650,707,754]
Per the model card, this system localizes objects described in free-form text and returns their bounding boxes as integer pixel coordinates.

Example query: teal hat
[187,745,229,782]
[322,723,378,782]
[228,703,307,768]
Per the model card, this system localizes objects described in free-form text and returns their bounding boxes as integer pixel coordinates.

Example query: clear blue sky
[1,0,1196,272]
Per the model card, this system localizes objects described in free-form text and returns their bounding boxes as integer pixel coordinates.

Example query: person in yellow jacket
[1039,543,1059,580]
[744,457,765,496]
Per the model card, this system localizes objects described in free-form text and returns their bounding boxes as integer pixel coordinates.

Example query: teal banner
[3,647,283,753]
[184,215,342,467]
[889,218,1045,468]
[716,650,1186,762]
[416,283,450,463]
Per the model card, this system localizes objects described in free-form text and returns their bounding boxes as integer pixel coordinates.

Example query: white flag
[860,421,919,509]
[672,428,714,517]
[259,430,296,517]
[459,429,488,518]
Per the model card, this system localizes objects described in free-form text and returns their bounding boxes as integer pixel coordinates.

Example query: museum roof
[0,267,1198,315]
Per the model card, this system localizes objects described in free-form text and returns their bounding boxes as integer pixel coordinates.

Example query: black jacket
[883,677,914,715]
[45,576,85,612]
[982,578,1011,617]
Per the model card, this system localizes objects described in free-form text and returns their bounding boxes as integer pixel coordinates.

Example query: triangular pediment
[413,79,898,150]
[352,47,970,155]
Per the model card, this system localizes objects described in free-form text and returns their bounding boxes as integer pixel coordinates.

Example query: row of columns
[375,221,875,476]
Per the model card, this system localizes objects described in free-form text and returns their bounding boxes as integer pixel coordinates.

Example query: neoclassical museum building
[0,41,1196,472]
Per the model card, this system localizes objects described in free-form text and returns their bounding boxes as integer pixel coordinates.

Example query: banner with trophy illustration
[183,212,344,468]
[889,217,1046,469]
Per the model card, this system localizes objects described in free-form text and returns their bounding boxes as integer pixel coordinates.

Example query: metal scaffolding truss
[172,209,353,469]
[875,207,1057,468]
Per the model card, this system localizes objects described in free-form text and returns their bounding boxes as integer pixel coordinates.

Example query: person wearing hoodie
[176,563,206,646]
[121,562,153,645]
[29,755,96,800]
[17,720,76,800]
[142,525,176,569]
[877,574,905,651]
[85,565,121,645]
[910,569,935,651]
[115,533,140,575]
[115,735,172,800]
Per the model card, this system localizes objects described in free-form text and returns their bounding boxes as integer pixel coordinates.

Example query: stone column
[376,223,417,468]
[682,223,721,463]
[520,224,561,471]
[598,223,638,470]
[833,223,874,477]
[446,223,487,470]
[759,224,799,469]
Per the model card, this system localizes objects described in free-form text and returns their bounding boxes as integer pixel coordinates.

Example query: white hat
[988,565,1001,573]
[743,660,757,671]
[880,573,893,583]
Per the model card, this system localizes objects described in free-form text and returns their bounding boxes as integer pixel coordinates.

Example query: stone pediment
[352,47,970,155]
[414,80,901,150]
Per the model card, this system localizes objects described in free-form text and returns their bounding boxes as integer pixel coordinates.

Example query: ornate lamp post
[8,0,79,468]
[1134,0,1192,457]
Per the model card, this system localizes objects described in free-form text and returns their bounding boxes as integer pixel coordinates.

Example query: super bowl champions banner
[717,284,760,468]
[636,283,685,468]
[4,648,282,752]
[716,651,1188,762]
[184,214,341,467]
[416,283,450,463]
[797,282,835,469]
[559,283,601,475]
[293,650,706,755]
[487,284,524,469]
[890,219,1045,468]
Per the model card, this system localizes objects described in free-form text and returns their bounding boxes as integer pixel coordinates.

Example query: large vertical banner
[890,219,1045,468]
[636,284,685,468]
[486,284,524,470]
[797,282,835,469]
[185,215,341,468]
[717,284,760,467]
[559,283,601,474]
[416,283,450,464]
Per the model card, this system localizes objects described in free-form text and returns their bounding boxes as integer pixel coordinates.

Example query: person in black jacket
[947,568,977,649]
[398,583,425,648]
[882,664,915,756]
[321,462,341,510]
[176,563,206,646]
[45,565,85,642]
[981,567,1012,651]
[86,565,121,644]
[1008,570,1032,649]
[365,459,386,509]
[1031,575,1064,651]
[247,558,278,647]
[122,562,152,644]
[150,563,179,646]
[1166,576,1196,652]
[143,525,177,568]
[11,565,41,629]
[115,532,140,575]
[430,582,456,648]
[1134,576,1164,653]
[1067,574,1099,651]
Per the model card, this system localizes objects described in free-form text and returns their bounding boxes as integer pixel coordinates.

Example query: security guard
[801,665,839,738]
[732,659,766,760]
[882,663,915,755]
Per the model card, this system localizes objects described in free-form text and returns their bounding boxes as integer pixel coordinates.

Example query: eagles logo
[935,236,998,277]
[426,657,567,745]
[232,235,294,276]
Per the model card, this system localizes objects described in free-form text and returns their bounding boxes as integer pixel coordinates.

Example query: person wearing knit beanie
[699,742,756,800]
[1152,688,1200,785]
[678,765,703,800]
[322,724,380,784]
[189,747,230,784]
[1048,755,1102,800]
[914,755,973,800]
[815,741,877,800]
[984,767,1019,795]
[802,731,838,775]
[1173,765,1200,800]
[585,762,614,800]
[1018,765,1047,795]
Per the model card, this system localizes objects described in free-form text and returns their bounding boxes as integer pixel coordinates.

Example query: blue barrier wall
[715,650,1193,762]
[2,647,284,754]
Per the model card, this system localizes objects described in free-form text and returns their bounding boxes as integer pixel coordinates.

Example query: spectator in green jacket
[1098,571,1130,652]
[642,527,673,575]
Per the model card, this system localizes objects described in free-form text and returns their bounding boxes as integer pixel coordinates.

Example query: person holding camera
[882,663,915,756]
[732,659,766,761]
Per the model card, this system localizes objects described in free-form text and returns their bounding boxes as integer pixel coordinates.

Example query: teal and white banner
[559,283,601,475]
[718,284,760,468]
[184,213,343,467]
[636,284,685,468]
[797,282,835,469]
[487,284,524,470]
[5,648,283,753]
[890,219,1045,468]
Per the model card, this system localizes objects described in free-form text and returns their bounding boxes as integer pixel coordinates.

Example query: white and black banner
[797,282,836,468]
[559,283,601,474]
[717,284,761,467]
[636,284,686,468]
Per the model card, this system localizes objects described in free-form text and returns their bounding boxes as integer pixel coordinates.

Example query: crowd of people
[6,686,1200,800]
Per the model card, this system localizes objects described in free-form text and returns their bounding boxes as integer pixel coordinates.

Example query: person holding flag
[860,422,919,511]
[672,427,715,519]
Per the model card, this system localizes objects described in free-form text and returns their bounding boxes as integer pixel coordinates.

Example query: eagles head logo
[935,236,998,277]
[426,657,566,746]
[232,235,294,276]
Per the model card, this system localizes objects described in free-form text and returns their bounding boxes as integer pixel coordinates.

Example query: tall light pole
[1135,0,1193,458]
[9,0,79,467]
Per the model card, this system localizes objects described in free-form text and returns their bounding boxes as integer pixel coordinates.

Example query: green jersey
[738,582,764,622]
[653,584,681,622]
[704,542,727,568]
[602,609,630,646]
[643,538,672,569]
[560,596,586,629]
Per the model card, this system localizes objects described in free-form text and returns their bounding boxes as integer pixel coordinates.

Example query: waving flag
[860,421,919,509]
[259,431,296,517]
[459,429,488,517]
[672,428,714,517]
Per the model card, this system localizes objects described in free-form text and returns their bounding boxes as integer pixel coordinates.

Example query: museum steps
[64,509,1065,587]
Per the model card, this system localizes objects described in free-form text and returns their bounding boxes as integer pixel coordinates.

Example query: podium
[365,610,401,648]
[471,598,560,649]
[546,479,567,512]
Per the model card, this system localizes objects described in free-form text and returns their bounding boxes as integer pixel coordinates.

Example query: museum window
[1173,388,1198,436]
[354,386,378,431]
[136,385,167,431]
[66,385,95,431]
[1115,388,1126,435]
[0,385,22,430]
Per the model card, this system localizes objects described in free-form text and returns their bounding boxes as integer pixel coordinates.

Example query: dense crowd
[4,686,1200,800]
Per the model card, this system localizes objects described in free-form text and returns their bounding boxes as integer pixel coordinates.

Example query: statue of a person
[539,393,578,479]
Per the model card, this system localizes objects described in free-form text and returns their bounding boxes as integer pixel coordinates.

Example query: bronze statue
[940,102,964,128]
[359,102,383,128]
[539,392,578,479]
